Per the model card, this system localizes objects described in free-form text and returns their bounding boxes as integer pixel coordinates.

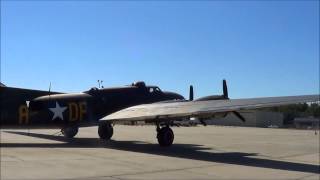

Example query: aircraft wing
[101,95,319,123]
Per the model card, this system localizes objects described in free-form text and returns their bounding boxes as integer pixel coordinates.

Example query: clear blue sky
[1,1,319,99]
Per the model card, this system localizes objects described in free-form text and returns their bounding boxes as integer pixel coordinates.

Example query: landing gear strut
[98,121,114,140]
[61,126,79,138]
[157,125,174,147]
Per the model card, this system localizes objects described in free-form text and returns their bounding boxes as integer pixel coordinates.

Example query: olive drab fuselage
[0,82,184,129]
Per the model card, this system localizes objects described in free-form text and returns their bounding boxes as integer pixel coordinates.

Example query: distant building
[205,110,284,128]
[294,117,319,129]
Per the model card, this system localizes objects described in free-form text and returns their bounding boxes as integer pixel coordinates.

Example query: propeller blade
[232,111,246,122]
[189,85,194,101]
[223,79,229,99]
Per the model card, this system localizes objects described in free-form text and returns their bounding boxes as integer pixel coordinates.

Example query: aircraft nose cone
[164,91,185,100]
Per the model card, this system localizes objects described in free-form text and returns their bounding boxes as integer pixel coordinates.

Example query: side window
[149,88,154,93]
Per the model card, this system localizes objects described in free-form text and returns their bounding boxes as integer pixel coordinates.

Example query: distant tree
[307,103,320,117]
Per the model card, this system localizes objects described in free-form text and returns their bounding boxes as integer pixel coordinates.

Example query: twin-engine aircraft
[0,81,318,146]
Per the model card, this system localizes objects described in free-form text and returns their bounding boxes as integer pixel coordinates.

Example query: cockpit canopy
[132,81,162,94]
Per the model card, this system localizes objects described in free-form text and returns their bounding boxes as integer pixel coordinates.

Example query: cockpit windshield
[148,87,162,94]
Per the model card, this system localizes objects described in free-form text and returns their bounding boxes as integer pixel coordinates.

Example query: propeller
[232,111,246,122]
[189,85,194,101]
[189,79,246,123]
[223,79,229,99]
[222,80,245,122]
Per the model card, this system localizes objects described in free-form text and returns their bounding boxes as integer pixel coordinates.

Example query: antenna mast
[48,82,52,103]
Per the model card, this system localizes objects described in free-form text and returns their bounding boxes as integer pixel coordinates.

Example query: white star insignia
[49,102,67,120]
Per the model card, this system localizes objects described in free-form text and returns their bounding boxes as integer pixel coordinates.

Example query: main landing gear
[156,124,174,147]
[98,121,114,140]
[61,126,79,138]
[98,121,174,146]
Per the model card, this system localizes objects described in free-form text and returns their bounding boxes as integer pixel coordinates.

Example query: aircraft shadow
[1,131,319,174]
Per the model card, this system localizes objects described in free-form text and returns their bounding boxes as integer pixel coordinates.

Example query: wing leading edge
[101,95,319,122]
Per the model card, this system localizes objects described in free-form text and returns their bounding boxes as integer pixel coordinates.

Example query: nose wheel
[157,126,174,147]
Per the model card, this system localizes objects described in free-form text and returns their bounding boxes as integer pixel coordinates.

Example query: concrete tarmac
[1,125,319,180]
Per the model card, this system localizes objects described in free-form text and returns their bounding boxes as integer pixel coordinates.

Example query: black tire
[98,121,113,140]
[157,127,174,147]
[62,126,79,138]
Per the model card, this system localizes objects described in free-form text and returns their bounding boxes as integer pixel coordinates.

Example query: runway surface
[1,125,319,180]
